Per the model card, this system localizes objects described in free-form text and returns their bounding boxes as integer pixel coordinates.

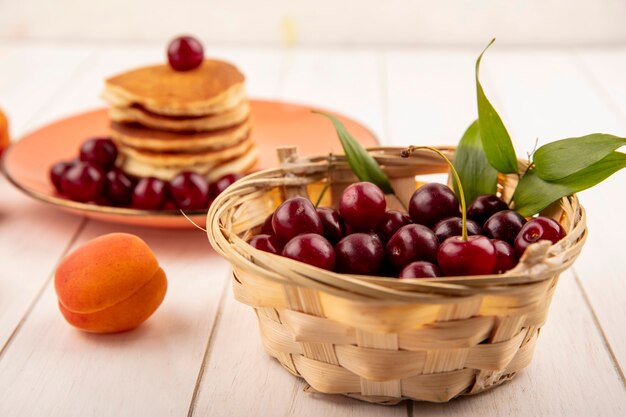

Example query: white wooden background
[0,41,625,416]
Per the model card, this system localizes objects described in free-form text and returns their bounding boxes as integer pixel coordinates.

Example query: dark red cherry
[491,239,517,274]
[248,234,282,255]
[514,217,565,257]
[483,210,527,245]
[374,210,412,243]
[169,171,210,210]
[316,208,346,243]
[272,197,323,243]
[432,217,481,243]
[399,261,442,278]
[385,224,439,271]
[438,235,496,276]
[167,36,204,71]
[60,162,105,202]
[131,177,168,210]
[339,182,386,230]
[334,233,384,275]
[209,173,242,199]
[260,213,274,235]
[467,194,509,225]
[282,233,335,271]
[104,169,134,206]
[409,183,460,227]
[79,138,118,171]
[49,160,76,193]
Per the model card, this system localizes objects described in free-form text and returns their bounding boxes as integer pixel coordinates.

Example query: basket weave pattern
[207,147,587,404]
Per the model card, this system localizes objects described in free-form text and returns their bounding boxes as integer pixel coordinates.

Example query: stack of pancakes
[102,60,256,181]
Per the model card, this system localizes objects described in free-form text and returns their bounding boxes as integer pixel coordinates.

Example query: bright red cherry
[61,162,105,202]
[409,183,460,227]
[339,182,386,230]
[209,173,242,199]
[316,207,346,243]
[169,171,210,210]
[167,36,204,71]
[514,217,565,257]
[399,261,442,278]
[375,210,412,243]
[482,210,527,245]
[49,160,76,193]
[334,233,384,275]
[385,224,439,271]
[131,177,168,210]
[272,197,323,243]
[467,194,509,225]
[437,235,496,276]
[104,169,134,206]
[282,233,335,271]
[248,234,282,254]
[79,138,118,171]
[492,239,517,273]
[432,217,481,243]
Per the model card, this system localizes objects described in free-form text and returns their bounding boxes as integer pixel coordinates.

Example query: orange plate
[1,100,379,228]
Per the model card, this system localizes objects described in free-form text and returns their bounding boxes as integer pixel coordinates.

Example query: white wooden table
[0,41,625,417]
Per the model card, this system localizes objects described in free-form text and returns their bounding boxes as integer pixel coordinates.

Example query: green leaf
[513,151,626,216]
[476,38,519,174]
[534,134,626,181]
[453,119,499,205]
[313,111,394,194]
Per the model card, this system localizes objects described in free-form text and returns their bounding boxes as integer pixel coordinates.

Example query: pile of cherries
[49,137,241,211]
[248,181,565,278]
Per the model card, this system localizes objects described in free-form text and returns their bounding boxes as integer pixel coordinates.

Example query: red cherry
[514,217,565,257]
[316,207,346,243]
[482,210,527,245]
[79,138,118,171]
[334,233,384,275]
[409,183,460,227]
[282,233,335,271]
[169,171,210,210]
[432,217,481,243]
[61,162,105,202]
[272,197,323,243]
[467,194,509,225]
[209,173,243,199]
[49,160,76,193]
[385,224,439,271]
[167,36,204,71]
[437,235,496,276]
[248,234,282,254]
[104,169,134,206]
[374,210,412,243]
[491,239,517,273]
[131,177,168,210]
[339,182,386,230]
[260,213,275,235]
[399,261,442,278]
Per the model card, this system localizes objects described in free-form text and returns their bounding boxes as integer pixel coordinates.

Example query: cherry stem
[401,146,468,241]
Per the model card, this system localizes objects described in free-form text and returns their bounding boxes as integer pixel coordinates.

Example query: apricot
[0,107,9,155]
[54,233,167,333]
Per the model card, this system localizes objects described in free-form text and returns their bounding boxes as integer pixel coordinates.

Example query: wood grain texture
[0,222,230,417]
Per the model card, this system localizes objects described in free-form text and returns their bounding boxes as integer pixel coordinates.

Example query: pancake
[110,119,252,152]
[110,101,250,132]
[103,60,246,116]
[118,145,258,181]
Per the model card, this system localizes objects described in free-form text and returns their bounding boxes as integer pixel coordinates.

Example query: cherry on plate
[104,169,134,206]
[491,239,517,274]
[467,194,509,225]
[399,261,442,279]
[167,36,204,71]
[409,183,460,227]
[432,217,481,243]
[339,182,386,230]
[79,138,118,171]
[334,233,384,275]
[437,235,496,276]
[385,224,439,271]
[482,210,527,245]
[49,160,76,193]
[374,210,412,243]
[248,234,282,255]
[209,173,243,200]
[169,171,210,210]
[316,207,346,243]
[282,233,335,271]
[61,162,105,203]
[131,177,168,210]
[272,197,323,243]
[514,216,565,257]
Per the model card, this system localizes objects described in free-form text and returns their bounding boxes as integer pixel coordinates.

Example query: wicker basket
[207,146,587,404]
